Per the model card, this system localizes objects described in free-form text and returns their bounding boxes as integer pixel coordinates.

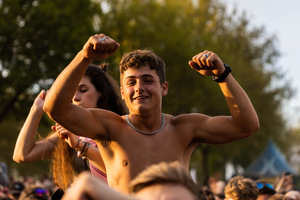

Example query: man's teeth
[136,96,147,99]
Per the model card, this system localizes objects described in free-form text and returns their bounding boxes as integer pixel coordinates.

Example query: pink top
[80,137,107,182]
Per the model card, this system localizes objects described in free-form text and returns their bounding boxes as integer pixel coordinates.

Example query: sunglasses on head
[25,188,49,198]
[256,182,274,190]
[34,188,49,196]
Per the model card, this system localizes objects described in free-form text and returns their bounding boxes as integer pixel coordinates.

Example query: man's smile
[133,95,149,101]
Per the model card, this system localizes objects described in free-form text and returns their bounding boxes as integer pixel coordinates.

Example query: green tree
[0,0,100,122]
[0,118,50,176]
[0,0,100,175]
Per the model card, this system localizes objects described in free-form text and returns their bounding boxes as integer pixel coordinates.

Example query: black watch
[212,63,232,83]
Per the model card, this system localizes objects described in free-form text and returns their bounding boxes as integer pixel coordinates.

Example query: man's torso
[96,114,198,193]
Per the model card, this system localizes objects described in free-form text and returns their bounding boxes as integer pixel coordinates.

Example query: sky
[222,0,300,127]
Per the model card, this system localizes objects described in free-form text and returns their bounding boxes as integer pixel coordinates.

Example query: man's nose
[135,81,144,93]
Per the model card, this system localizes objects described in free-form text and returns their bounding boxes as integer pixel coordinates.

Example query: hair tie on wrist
[77,141,87,157]
[74,139,81,151]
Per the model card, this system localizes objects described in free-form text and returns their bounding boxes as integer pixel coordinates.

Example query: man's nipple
[123,159,129,167]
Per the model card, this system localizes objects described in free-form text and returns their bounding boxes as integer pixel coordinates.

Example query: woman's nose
[73,92,80,102]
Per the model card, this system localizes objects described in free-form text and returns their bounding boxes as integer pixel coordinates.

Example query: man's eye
[127,81,135,85]
[144,79,153,83]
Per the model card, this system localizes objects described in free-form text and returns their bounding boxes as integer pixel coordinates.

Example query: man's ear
[120,86,125,100]
[162,81,168,96]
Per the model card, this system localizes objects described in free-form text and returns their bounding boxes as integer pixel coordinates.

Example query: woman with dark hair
[13,64,127,191]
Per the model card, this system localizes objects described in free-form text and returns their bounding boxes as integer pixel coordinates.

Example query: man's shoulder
[90,108,125,121]
[167,113,208,125]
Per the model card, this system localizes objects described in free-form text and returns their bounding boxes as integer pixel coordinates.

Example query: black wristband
[212,63,232,83]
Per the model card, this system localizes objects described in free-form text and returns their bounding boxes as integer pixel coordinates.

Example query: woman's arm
[13,90,58,163]
[54,124,106,173]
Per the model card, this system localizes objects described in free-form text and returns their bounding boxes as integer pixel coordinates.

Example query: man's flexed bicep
[188,50,259,144]
[191,114,253,145]
[189,81,260,145]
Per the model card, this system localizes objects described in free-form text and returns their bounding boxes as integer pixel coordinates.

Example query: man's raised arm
[188,50,260,144]
[43,34,119,138]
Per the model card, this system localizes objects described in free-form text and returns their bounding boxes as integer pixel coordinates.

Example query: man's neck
[126,113,165,135]
[127,112,164,133]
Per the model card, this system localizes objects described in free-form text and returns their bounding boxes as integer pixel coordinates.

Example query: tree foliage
[0,0,100,121]
[0,0,294,179]
[0,0,100,174]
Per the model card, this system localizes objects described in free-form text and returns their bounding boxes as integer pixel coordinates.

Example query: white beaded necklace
[126,114,165,135]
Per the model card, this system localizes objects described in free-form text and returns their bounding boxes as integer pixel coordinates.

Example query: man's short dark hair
[119,49,166,85]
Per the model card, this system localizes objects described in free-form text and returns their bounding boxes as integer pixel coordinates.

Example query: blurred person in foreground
[62,161,206,200]
[269,193,285,200]
[285,190,300,200]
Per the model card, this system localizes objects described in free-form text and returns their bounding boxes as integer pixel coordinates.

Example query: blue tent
[244,140,296,177]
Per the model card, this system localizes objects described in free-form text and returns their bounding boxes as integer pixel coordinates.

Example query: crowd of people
[0,173,53,200]
[1,166,299,200]
[0,33,298,199]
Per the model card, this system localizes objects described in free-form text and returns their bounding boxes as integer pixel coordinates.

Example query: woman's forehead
[80,76,91,84]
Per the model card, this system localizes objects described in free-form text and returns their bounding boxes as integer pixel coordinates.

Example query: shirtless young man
[44,34,259,193]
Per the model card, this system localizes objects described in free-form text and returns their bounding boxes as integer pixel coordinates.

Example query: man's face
[134,184,195,200]
[120,65,168,114]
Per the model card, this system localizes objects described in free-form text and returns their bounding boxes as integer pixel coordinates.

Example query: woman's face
[72,76,101,109]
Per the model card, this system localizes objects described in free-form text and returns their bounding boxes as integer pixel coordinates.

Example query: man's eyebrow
[124,74,154,80]
[141,74,154,78]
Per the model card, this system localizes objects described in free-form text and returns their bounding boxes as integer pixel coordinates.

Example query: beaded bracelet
[77,141,87,157]
[74,139,82,151]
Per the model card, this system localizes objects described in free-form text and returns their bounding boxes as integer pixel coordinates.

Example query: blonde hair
[51,138,75,191]
[129,161,205,200]
[225,176,258,200]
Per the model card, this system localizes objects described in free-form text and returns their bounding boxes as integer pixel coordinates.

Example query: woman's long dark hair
[85,63,127,115]
[51,64,127,191]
